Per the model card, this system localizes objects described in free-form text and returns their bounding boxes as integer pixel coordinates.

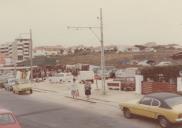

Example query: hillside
[19,49,182,68]
[57,50,181,68]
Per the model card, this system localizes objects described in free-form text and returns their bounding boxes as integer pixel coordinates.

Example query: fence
[142,82,177,94]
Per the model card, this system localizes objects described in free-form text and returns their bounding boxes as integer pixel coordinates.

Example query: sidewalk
[32,80,142,106]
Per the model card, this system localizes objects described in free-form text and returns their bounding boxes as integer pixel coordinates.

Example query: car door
[149,98,161,119]
[132,97,154,118]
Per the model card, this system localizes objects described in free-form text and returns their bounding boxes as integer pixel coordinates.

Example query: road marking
[17,107,64,117]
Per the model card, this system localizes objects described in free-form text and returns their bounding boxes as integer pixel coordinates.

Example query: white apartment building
[0,38,32,63]
[0,43,9,56]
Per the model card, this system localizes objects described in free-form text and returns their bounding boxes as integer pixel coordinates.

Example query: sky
[0,0,182,47]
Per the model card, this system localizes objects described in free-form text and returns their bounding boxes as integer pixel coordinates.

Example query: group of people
[70,78,92,100]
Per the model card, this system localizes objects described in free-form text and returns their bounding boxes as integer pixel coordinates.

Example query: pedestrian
[84,81,92,100]
[70,78,79,99]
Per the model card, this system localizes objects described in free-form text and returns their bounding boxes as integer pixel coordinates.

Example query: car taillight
[178,114,182,118]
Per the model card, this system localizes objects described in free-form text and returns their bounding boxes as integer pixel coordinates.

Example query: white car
[137,60,151,66]
[156,61,173,66]
[48,73,73,83]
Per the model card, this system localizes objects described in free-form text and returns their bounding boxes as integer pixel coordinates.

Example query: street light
[67,8,106,95]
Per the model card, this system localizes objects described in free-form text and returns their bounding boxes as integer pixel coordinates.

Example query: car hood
[15,84,32,88]
[172,104,182,113]
[119,99,140,106]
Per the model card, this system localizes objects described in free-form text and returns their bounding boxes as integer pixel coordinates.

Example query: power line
[67,8,106,95]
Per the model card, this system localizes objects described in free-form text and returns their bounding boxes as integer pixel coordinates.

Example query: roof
[0,109,12,114]
[146,92,180,100]
[0,66,37,70]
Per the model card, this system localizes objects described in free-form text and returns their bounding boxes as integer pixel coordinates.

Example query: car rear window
[0,114,15,124]
[165,96,182,107]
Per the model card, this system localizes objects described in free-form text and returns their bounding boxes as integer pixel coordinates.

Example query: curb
[64,96,97,103]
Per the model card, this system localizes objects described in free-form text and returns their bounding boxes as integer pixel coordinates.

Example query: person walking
[70,78,79,99]
[84,81,92,100]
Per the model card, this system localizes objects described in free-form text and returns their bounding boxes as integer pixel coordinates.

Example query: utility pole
[67,8,106,95]
[29,29,33,82]
[99,8,106,95]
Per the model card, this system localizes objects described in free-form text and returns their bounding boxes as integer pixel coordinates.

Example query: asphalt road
[0,91,181,128]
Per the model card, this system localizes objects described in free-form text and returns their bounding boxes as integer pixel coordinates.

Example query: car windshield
[0,113,15,125]
[165,96,182,107]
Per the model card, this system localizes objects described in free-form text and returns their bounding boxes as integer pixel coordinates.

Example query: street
[0,90,166,128]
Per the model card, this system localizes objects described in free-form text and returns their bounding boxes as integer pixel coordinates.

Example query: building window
[18,55,23,60]
[24,43,30,45]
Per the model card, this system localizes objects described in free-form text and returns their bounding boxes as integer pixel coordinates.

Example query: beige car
[119,92,182,128]
[12,82,33,94]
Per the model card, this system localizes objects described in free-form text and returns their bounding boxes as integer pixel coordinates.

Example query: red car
[0,109,21,128]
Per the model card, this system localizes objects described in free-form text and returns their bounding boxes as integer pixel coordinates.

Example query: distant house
[144,42,157,48]
[116,45,130,53]
[143,47,156,52]
[104,45,117,52]
[116,45,141,53]
[173,45,182,49]
[94,46,101,52]
[62,49,69,55]
[127,47,140,52]
[137,60,156,66]
[155,61,173,67]
[33,45,64,57]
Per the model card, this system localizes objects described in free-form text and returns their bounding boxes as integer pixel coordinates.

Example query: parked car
[48,72,73,83]
[119,92,182,128]
[0,74,16,91]
[0,109,21,128]
[12,81,33,95]
[4,78,17,91]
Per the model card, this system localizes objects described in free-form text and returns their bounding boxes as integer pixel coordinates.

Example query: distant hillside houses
[33,43,181,57]
[33,45,64,56]
[116,45,156,53]
[144,42,157,47]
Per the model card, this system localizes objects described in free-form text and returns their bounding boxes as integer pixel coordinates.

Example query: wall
[142,82,177,94]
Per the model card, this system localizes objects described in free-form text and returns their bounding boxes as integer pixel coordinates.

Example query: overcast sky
[0,0,182,47]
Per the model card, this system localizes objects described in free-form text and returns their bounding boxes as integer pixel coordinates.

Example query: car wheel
[10,87,13,91]
[30,89,33,94]
[158,116,171,128]
[123,108,132,119]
